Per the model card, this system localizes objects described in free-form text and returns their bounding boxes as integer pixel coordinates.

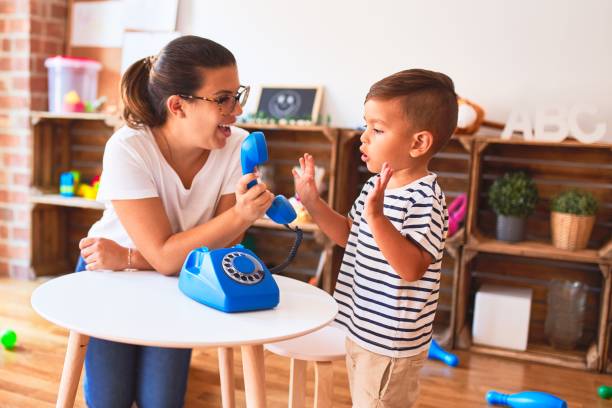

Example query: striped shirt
[333,172,448,358]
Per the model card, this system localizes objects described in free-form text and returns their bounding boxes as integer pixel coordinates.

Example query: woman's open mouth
[217,124,231,137]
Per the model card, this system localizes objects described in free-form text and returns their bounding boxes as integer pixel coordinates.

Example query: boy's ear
[166,95,186,118]
[409,131,433,158]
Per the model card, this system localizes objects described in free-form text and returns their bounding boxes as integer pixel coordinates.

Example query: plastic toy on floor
[598,385,612,399]
[486,390,567,408]
[447,193,467,238]
[1,329,17,350]
[428,339,459,367]
[179,132,303,312]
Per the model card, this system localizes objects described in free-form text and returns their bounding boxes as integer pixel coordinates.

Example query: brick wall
[0,0,67,278]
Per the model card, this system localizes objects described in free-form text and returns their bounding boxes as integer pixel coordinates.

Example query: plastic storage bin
[44,56,101,113]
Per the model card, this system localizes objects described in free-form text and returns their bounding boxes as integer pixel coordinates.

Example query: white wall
[178,0,612,141]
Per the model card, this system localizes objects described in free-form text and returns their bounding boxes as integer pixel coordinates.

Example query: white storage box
[45,56,101,112]
[472,284,533,351]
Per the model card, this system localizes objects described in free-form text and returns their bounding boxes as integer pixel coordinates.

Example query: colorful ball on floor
[1,329,17,350]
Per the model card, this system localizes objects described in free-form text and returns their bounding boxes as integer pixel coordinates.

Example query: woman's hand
[79,237,129,271]
[234,173,275,223]
[292,153,320,207]
[364,162,393,223]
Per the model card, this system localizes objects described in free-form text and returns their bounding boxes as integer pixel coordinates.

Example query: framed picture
[255,85,323,124]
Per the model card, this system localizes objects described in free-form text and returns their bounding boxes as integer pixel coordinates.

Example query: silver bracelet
[124,247,137,272]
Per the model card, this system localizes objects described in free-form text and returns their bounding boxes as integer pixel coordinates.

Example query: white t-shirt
[88,125,247,248]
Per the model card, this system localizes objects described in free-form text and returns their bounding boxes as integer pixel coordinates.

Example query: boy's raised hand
[292,153,319,207]
[364,162,393,223]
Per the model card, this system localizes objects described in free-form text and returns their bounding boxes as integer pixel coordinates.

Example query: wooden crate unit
[456,136,612,371]
[334,129,473,346]
[238,123,339,291]
[29,112,118,276]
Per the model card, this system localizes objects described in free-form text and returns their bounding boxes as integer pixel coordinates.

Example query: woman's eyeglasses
[179,85,250,115]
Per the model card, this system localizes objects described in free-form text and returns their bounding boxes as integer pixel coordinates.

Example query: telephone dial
[179,132,303,312]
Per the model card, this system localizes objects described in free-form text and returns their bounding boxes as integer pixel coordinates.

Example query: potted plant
[550,190,598,250]
[487,172,538,242]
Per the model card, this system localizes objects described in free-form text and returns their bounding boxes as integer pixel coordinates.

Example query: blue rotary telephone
[179,132,303,312]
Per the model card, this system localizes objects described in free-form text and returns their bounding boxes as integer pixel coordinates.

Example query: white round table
[31,271,338,408]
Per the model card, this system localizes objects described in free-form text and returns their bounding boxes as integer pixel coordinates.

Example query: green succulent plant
[488,172,539,217]
[551,190,598,216]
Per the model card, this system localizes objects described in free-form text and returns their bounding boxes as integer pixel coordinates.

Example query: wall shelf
[466,234,609,265]
[30,193,105,211]
[30,111,121,127]
[455,136,612,371]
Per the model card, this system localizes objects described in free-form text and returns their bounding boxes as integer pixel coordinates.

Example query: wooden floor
[1,277,611,408]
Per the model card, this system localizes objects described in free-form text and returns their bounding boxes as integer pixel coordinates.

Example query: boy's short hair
[366,69,458,154]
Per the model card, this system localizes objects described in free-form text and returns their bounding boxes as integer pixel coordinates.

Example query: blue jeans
[75,257,192,408]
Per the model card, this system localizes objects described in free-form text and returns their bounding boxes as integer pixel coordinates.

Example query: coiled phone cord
[269,225,303,274]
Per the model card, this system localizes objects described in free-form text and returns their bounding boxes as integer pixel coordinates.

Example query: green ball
[1,329,17,350]
[598,385,612,399]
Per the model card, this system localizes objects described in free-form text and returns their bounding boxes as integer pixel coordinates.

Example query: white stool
[265,325,346,408]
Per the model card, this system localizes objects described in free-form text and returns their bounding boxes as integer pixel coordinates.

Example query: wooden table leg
[241,344,266,408]
[57,331,89,408]
[289,358,307,408]
[218,347,236,408]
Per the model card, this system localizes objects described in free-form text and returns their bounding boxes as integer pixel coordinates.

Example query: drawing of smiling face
[269,90,302,118]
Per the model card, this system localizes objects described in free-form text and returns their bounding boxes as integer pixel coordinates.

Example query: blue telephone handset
[241,131,297,224]
[179,131,302,313]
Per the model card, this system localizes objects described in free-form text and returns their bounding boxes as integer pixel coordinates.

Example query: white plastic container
[472,284,533,351]
[44,56,102,113]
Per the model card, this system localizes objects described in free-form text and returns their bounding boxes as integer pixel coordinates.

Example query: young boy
[293,69,458,407]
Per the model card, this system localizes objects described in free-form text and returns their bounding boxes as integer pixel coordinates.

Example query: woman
[76,35,273,408]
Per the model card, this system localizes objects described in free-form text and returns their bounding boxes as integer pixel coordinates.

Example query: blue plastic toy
[428,339,459,367]
[486,390,567,408]
[179,131,302,313]
[241,131,296,224]
[59,171,76,197]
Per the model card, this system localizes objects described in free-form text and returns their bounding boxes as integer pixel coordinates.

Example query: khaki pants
[345,337,427,408]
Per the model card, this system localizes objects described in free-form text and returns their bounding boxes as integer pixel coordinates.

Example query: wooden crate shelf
[466,136,612,249]
[31,110,122,126]
[30,193,106,210]
[466,234,609,265]
[455,249,608,371]
[252,217,319,233]
[29,113,118,277]
[30,112,118,194]
[227,123,342,291]
[456,135,612,371]
[27,116,351,289]
[470,342,593,371]
[28,111,612,372]
[30,204,102,276]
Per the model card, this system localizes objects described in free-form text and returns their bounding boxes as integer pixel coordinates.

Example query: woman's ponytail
[120,36,237,129]
[121,57,163,129]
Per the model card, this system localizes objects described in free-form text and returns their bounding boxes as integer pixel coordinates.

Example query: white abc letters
[502,105,607,144]
[501,110,533,140]
[568,104,607,144]
[535,106,569,142]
